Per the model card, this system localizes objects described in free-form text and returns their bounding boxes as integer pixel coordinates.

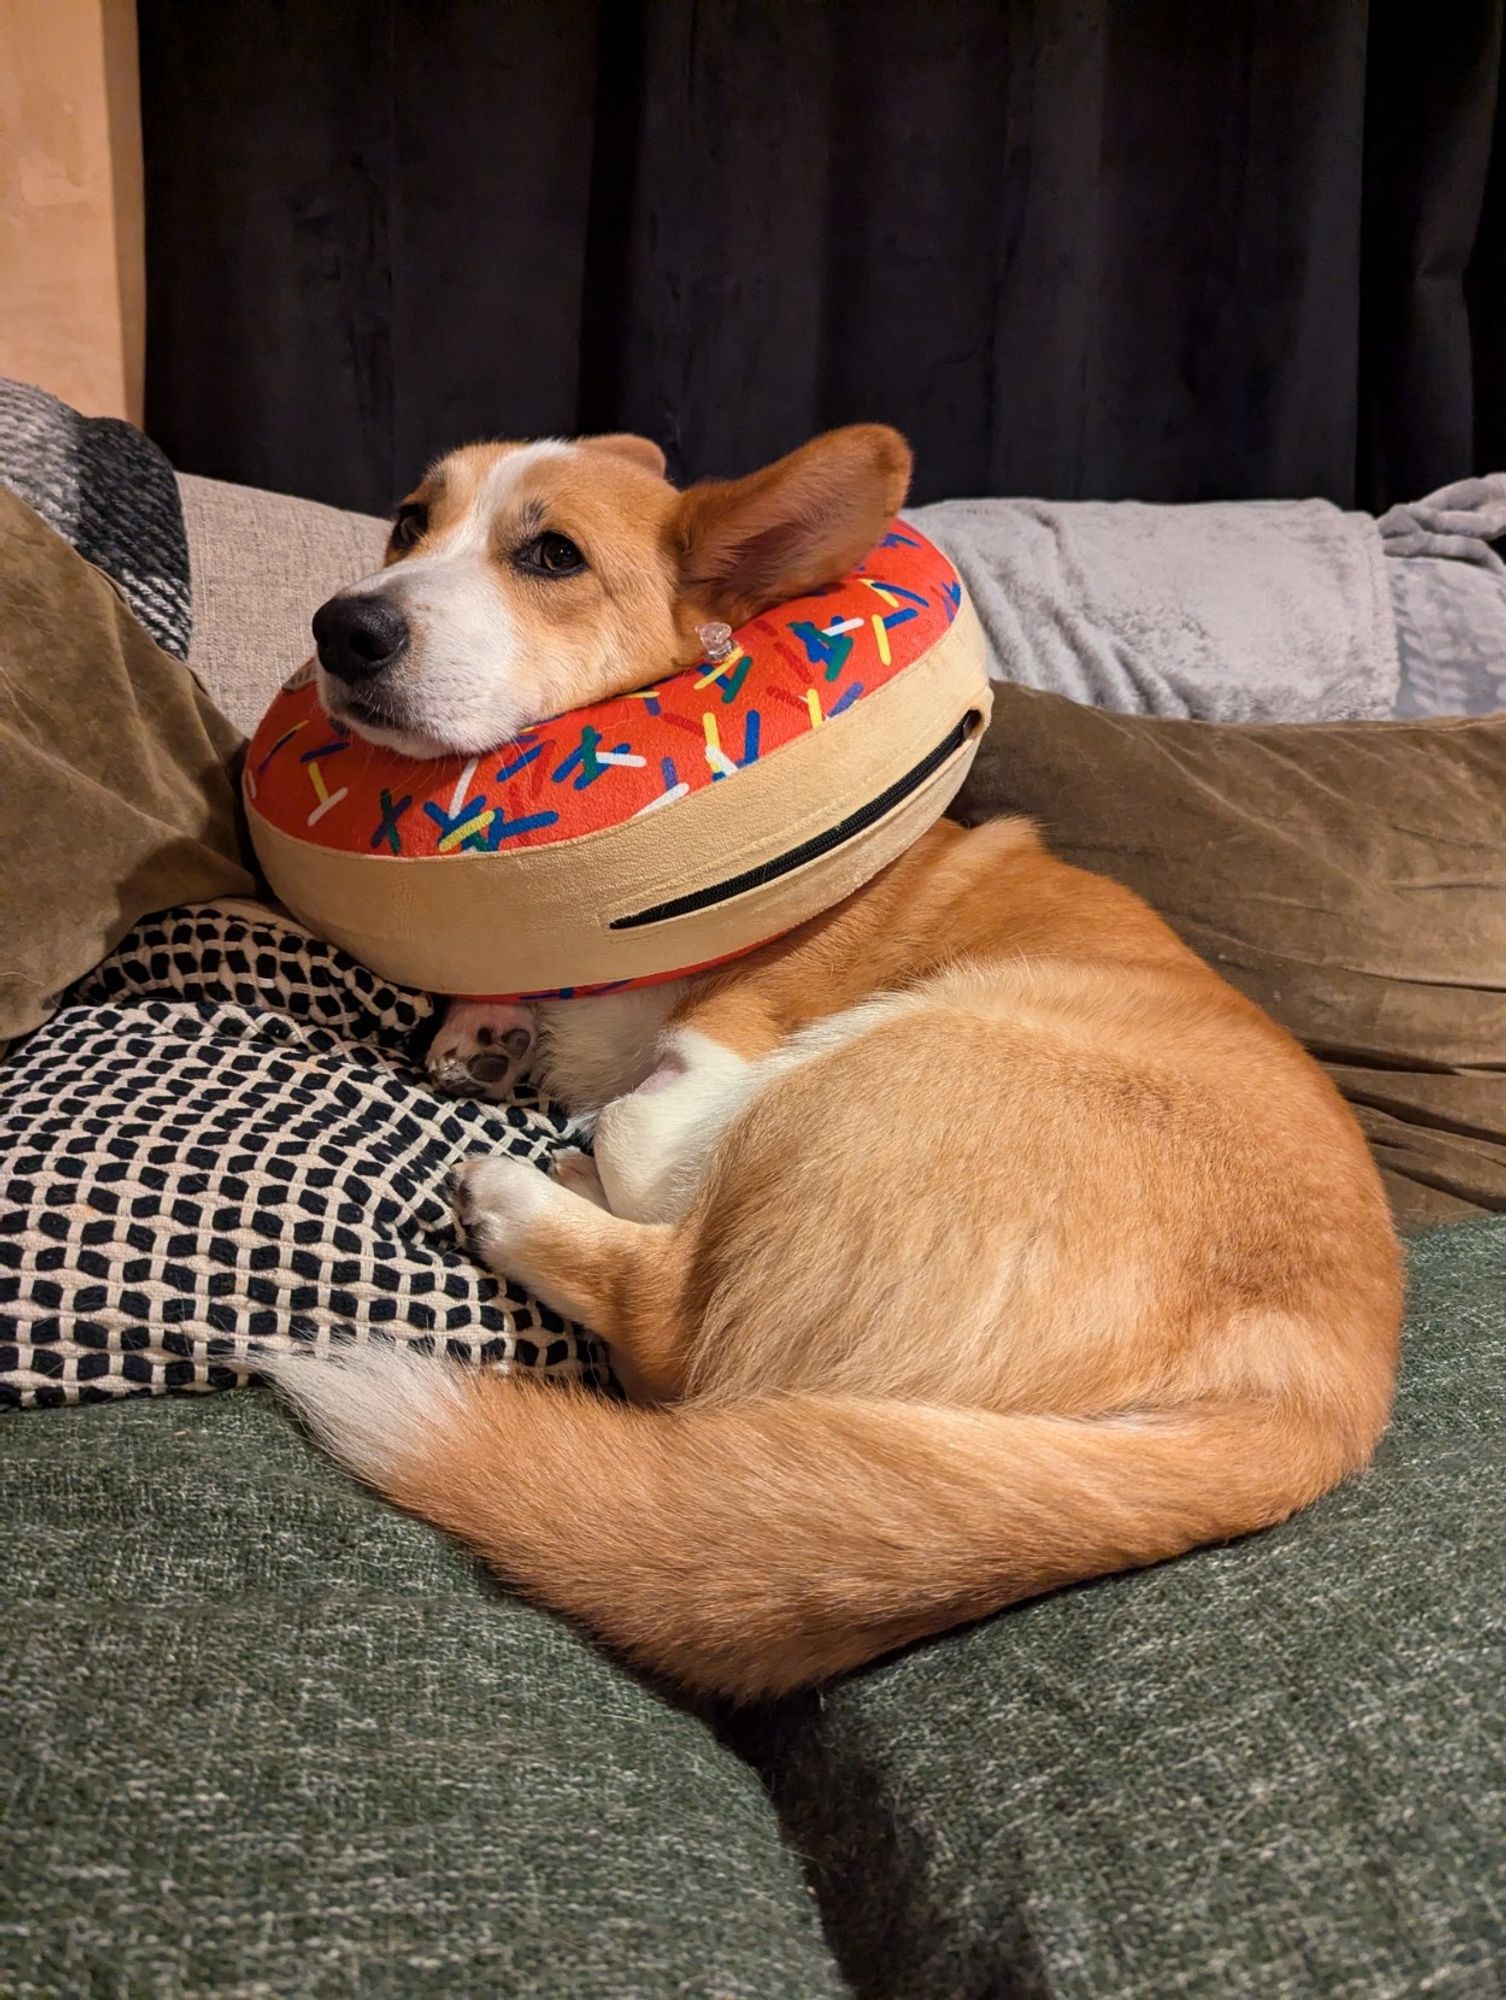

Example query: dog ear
[671,425,912,627]
[577,433,668,479]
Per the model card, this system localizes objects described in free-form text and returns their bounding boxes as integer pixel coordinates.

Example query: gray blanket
[909,494,1400,721]
[0,375,191,659]
[1379,476,1506,717]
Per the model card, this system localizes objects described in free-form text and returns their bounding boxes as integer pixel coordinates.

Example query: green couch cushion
[748,1218,1506,2000]
[0,1389,849,1999]
[7,1226,1502,1999]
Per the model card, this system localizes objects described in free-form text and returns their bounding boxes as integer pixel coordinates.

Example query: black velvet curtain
[138,1,1505,518]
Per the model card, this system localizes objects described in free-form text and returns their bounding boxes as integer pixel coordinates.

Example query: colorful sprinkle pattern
[245,521,963,858]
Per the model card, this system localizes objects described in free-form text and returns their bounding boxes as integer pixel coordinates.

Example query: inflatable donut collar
[245,520,990,999]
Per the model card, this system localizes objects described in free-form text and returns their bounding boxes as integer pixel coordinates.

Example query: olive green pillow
[955,686,1506,1228]
[0,490,253,1047]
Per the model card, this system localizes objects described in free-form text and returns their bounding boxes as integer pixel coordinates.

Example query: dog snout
[311,594,411,685]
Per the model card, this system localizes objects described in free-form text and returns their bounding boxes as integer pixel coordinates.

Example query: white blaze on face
[319,441,575,756]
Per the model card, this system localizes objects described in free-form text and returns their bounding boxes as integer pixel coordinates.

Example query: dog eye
[519,531,587,577]
[390,503,427,552]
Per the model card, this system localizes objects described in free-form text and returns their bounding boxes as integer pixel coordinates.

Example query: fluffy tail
[258,1345,1363,1699]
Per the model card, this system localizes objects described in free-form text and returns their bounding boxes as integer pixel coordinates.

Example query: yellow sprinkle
[307,762,330,804]
[805,688,823,729]
[695,646,744,689]
[702,710,738,774]
[439,811,494,853]
[862,579,899,608]
[871,613,891,666]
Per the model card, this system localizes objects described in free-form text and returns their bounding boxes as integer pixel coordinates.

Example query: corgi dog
[264,426,1402,1700]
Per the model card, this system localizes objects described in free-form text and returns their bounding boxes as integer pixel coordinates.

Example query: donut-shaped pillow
[244,522,989,999]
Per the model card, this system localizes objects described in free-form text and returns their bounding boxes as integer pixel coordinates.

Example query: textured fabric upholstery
[177,470,388,733]
[743,1218,1506,2000]
[1,1384,850,1999]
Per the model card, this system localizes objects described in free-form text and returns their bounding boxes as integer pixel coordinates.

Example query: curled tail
[259,1345,1367,1699]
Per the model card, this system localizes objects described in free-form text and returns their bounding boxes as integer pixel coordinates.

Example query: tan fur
[286,428,1403,1701]
[352,424,913,749]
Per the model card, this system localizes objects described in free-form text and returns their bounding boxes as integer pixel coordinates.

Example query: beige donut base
[247,594,990,997]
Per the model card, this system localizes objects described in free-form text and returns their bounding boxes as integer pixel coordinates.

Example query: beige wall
[0,0,145,421]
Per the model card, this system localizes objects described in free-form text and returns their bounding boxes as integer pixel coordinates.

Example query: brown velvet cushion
[0,490,254,1046]
[955,685,1506,1229]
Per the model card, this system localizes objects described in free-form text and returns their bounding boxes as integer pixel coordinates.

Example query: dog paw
[450,1154,552,1272]
[427,1001,535,1102]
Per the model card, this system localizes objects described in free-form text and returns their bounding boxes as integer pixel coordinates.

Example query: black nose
[311,594,410,684]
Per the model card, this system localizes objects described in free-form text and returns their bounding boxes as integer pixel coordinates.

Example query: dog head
[309,426,911,757]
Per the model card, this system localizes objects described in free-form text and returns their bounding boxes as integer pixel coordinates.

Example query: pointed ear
[577,433,668,479]
[671,425,912,626]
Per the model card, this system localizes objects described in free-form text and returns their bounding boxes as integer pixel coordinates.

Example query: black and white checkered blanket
[1,904,605,1409]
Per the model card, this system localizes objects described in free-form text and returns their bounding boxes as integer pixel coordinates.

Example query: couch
[4,463,1504,1998]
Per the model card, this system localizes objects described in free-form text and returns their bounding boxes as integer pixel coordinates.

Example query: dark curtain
[138,0,1505,517]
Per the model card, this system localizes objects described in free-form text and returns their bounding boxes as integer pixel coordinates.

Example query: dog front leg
[586,1028,771,1225]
